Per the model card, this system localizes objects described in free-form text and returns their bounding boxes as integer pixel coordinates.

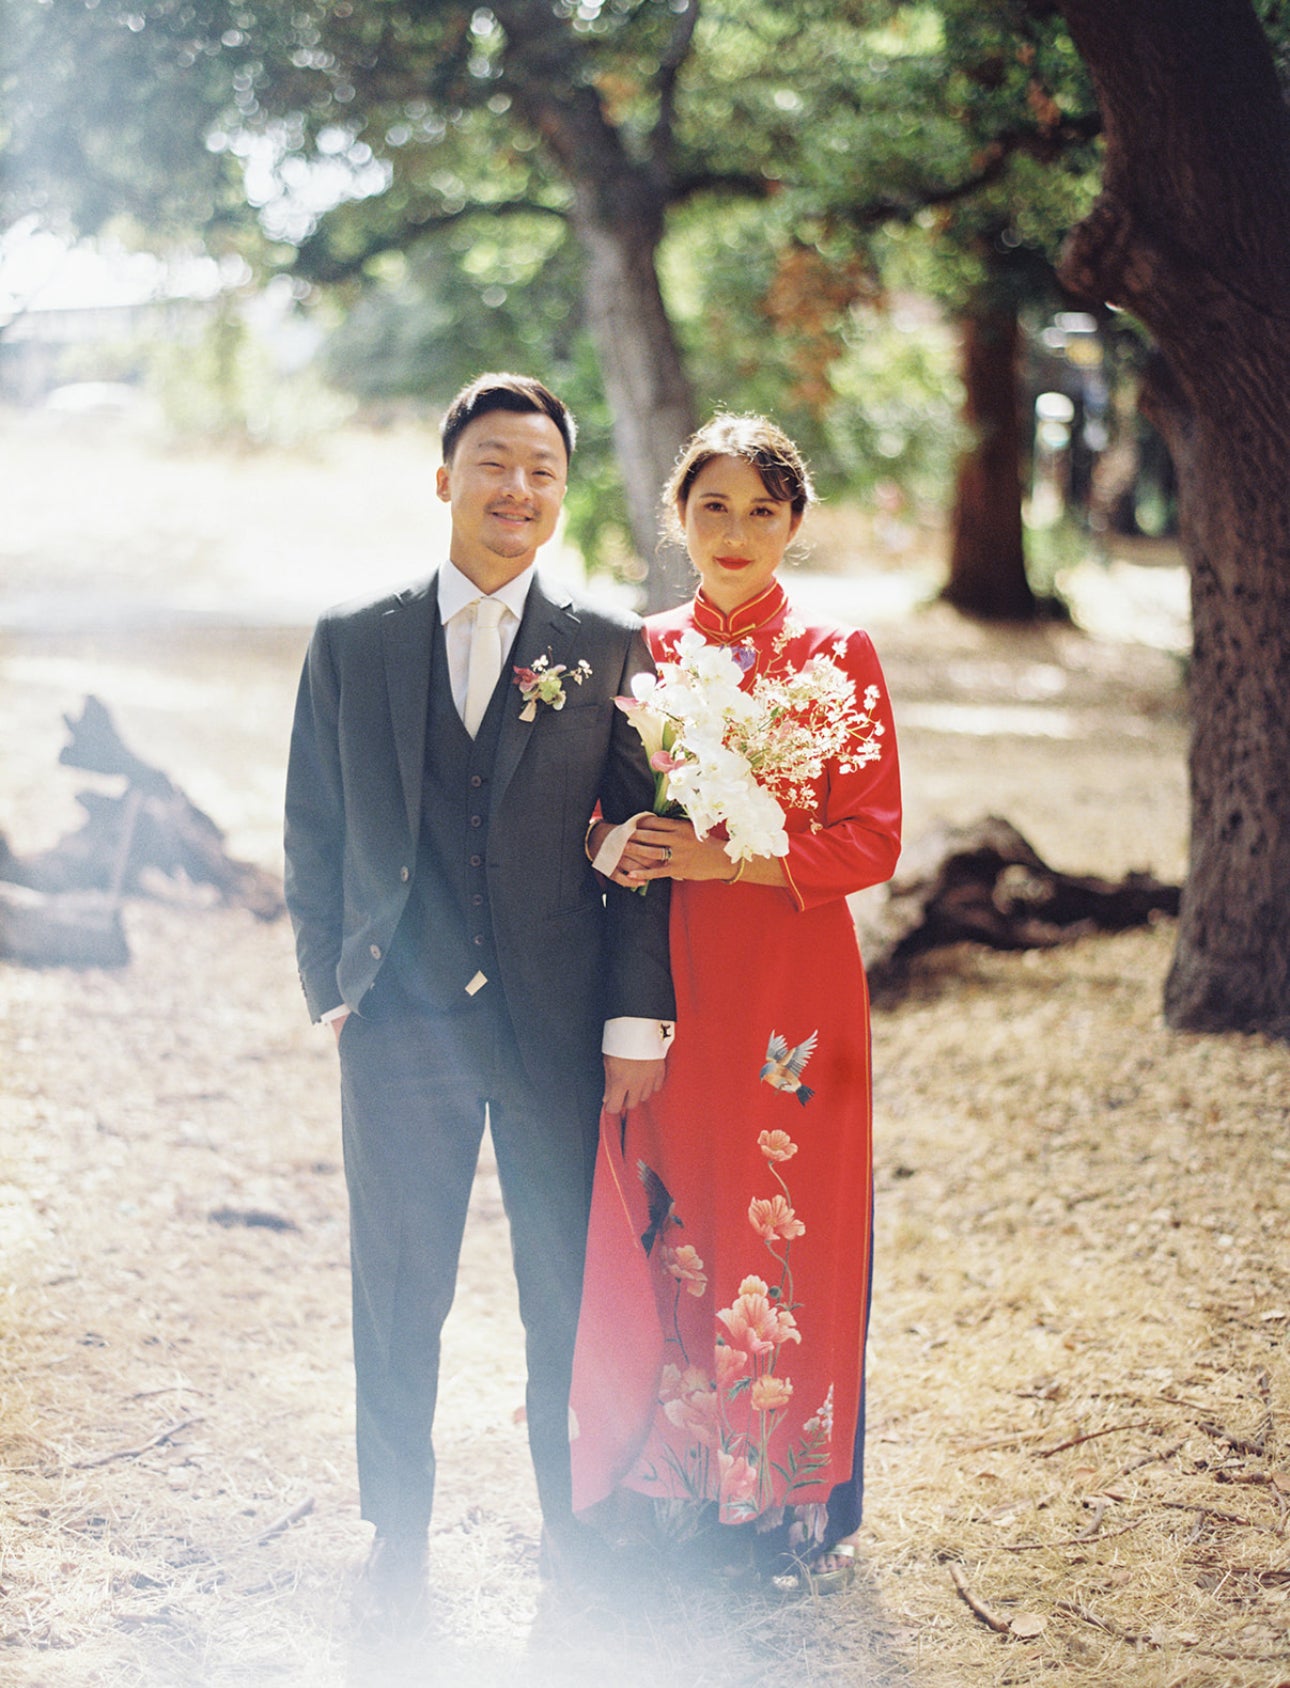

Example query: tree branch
[292,197,568,284]
[670,168,778,204]
[843,110,1101,231]
[651,0,701,173]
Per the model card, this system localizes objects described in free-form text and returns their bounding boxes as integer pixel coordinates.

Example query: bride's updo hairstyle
[663,413,816,541]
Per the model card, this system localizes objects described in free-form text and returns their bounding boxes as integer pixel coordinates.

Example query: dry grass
[867,932,1290,1688]
[1,415,1288,1686]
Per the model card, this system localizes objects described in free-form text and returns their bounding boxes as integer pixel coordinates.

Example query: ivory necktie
[462,596,506,737]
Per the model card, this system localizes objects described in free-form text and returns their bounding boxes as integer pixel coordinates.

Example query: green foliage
[1022,510,1091,602]
[662,198,963,511]
[320,218,630,570]
[1252,0,1290,79]
[818,306,966,506]
[2,0,1117,557]
[321,217,574,402]
[2,0,256,242]
[146,299,353,446]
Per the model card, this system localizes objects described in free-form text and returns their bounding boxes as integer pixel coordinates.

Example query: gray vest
[374,609,509,1017]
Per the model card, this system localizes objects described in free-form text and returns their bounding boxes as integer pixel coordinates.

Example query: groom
[283,373,674,1621]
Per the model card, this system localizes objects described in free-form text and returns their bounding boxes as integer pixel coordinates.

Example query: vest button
[470,774,483,788]
[469,854,482,867]
[399,866,410,882]
[473,934,484,946]
[470,815,482,827]
[472,894,483,906]
[369,943,382,960]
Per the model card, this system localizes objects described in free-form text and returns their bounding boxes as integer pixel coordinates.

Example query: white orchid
[614,629,884,865]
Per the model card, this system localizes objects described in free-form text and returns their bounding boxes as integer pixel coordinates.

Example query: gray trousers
[337,993,600,1541]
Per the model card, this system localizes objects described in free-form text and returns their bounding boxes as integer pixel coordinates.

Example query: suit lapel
[381,576,438,841]
[491,574,581,812]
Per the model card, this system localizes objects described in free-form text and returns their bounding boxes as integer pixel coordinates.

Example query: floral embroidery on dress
[662,1242,708,1297]
[758,1129,798,1161]
[638,1102,835,1521]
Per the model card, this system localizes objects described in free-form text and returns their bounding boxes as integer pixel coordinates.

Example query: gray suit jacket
[283,569,674,1092]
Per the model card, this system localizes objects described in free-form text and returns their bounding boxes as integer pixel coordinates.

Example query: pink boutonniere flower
[513,654,592,721]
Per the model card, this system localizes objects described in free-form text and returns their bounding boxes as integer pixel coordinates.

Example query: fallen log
[0,696,284,923]
[0,884,130,968]
[853,815,1180,989]
[0,778,141,967]
[60,694,178,795]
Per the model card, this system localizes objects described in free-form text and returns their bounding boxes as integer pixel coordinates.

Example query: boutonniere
[513,654,592,721]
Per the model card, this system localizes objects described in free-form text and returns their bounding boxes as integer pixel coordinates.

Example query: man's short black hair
[440,372,577,464]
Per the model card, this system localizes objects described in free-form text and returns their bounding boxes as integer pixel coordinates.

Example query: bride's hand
[614,814,735,886]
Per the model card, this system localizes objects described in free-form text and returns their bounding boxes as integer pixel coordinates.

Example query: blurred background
[8,11,1290,1688]
[1,0,1190,645]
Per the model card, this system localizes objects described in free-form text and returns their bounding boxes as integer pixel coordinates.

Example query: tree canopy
[11,0,1290,1035]
[6,0,1106,602]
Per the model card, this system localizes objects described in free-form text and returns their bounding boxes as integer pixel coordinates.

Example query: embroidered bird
[760,1030,818,1106]
[637,1160,681,1255]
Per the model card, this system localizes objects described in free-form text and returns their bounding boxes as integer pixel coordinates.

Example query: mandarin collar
[691,580,789,643]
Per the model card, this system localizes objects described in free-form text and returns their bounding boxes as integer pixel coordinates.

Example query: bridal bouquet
[616,628,885,864]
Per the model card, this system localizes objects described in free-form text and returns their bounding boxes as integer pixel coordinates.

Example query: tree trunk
[494,0,698,612]
[571,203,697,612]
[1056,0,1290,1038]
[942,297,1036,620]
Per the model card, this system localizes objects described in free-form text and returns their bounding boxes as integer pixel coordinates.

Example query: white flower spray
[616,628,885,864]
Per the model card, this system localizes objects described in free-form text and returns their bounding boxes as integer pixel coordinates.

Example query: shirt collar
[437,558,535,625]
[691,579,789,642]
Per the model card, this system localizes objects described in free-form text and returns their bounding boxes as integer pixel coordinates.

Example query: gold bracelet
[584,817,601,864]
[724,858,746,885]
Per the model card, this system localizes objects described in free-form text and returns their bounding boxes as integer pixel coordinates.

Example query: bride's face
[682,455,802,612]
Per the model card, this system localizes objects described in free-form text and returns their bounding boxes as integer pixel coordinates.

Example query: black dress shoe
[537,1519,597,1582]
[353,1531,430,1639]
[538,1520,642,1600]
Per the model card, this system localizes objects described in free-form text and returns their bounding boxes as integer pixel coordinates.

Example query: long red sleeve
[777,627,902,913]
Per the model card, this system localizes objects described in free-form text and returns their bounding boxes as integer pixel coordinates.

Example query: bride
[571,414,902,1594]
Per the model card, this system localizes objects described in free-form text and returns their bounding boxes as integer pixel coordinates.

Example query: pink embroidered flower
[717,1450,760,1509]
[715,1342,748,1389]
[660,1363,719,1440]
[662,1242,708,1297]
[748,1194,806,1241]
[664,1391,719,1440]
[717,1275,802,1355]
[750,1374,794,1414]
[758,1129,798,1162]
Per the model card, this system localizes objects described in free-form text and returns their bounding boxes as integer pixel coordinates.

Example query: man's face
[436,409,569,587]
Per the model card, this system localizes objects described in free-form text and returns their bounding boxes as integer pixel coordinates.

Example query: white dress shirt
[437,558,532,716]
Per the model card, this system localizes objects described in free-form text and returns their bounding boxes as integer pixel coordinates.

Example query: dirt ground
[1,415,1288,1687]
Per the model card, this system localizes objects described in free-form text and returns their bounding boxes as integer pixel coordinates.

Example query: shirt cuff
[602,1016,676,1060]
[319,1004,349,1025]
[591,811,651,875]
